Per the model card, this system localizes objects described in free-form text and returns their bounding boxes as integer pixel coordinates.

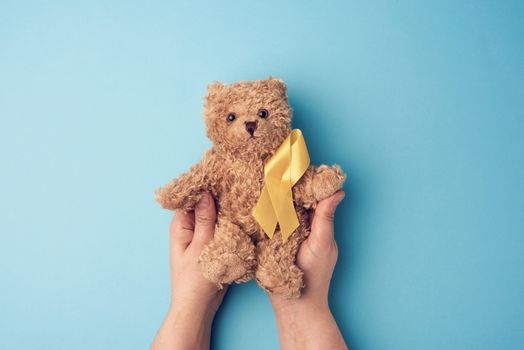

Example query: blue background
[1,1,523,349]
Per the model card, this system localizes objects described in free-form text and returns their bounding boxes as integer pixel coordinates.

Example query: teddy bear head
[203,77,292,160]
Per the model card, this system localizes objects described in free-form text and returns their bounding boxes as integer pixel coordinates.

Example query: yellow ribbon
[253,129,310,242]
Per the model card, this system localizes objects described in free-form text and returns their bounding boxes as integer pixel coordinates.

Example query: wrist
[269,294,348,350]
[270,293,329,316]
[166,303,215,342]
[168,299,218,323]
[152,305,214,350]
[170,288,224,316]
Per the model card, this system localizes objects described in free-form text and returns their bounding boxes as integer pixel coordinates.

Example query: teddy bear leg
[255,226,308,299]
[198,218,256,287]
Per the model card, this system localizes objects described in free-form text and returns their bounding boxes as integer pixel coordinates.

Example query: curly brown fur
[156,76,346,298]
[198,217,257,287]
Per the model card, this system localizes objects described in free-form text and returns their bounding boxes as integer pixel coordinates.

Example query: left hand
[151,192,226,350]
[168,192,227,312]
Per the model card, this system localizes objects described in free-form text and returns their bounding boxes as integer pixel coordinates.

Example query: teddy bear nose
[245,121,257,136]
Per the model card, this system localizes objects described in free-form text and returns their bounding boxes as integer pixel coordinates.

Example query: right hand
[270,190,346,308]
[268,191,348,350]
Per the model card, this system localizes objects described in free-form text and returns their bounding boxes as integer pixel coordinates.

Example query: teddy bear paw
[312,164,346,202]
[199,252,255,286]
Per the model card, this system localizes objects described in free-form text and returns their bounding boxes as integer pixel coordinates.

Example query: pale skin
[150,191,348,350]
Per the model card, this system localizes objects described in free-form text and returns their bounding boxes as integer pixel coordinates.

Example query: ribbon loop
[252,129,310,242]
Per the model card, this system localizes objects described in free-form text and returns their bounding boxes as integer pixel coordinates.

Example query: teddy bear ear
[205,81,226,102]
[267,76,287,96]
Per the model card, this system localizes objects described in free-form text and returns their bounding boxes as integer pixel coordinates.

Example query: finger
[190,192,217,248]
[307,208,315,227]
[170,210,195,252]
[308,191,345,248]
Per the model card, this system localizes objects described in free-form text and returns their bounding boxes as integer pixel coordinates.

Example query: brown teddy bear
[156,77,346,298]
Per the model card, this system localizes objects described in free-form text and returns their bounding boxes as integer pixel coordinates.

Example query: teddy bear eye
[227,113,236,122]
[258,109,269,119]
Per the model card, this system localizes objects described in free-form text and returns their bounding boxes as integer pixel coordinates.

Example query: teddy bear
[156,77,346,298]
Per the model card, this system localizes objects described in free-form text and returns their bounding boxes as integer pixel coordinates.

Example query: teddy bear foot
[256,264,304,299]
[199,252,255,287]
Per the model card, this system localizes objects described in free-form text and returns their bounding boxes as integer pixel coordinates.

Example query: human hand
[151,192,226,350]
[271,190,345,308]
[269,190,348,350]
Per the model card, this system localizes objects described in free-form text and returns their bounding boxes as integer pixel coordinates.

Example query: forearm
[150,305,215,350]
[272,297,348,350]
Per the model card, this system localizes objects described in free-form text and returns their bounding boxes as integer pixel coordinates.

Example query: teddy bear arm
[310,164,346,202]
[155,162,209,211]
[292,166,317,209]
[293,164,346,208]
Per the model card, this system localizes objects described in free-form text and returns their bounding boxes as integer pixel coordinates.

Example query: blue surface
[1,1,523,349]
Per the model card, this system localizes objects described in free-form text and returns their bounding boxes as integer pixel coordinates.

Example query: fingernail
[196,193,210,209]
[334,192,346,206]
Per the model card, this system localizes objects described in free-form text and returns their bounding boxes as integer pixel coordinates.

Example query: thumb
[308,191,345,248]
[191,192,217,248]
